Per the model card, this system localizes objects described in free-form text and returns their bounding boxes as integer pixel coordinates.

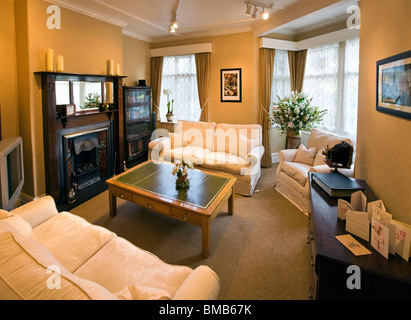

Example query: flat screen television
[0,137,24,210]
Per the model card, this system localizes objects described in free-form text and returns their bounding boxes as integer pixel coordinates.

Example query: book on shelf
[311,172,365,197]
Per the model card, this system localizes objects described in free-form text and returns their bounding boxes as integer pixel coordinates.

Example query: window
[303,38,360,138]
[271,50,291,106]
[160,55,201,122]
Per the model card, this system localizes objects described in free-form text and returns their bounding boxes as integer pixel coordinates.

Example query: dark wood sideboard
[308,172,411,299]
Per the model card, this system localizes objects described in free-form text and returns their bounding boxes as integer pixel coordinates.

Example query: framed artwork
[221,68,242,102]
[376,50,411,120]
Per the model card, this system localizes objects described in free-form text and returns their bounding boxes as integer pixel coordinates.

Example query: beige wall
[152,32,260,125]
[356,0,411,224]
[0,0,19,139]
[16,0,123,198]
[122,35,151,87]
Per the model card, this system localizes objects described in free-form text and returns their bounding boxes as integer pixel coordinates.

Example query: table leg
[109,190,117,217]
[201,217,210,258]
[228,189,234,215]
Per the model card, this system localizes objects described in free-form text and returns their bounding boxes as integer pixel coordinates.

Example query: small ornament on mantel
[115,63,120,76]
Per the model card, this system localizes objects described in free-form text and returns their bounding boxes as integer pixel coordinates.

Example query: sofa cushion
[281,161,311,186]
[307,128,352,151]
[74,237,192,298]
[294,144,317,166]
[200,152,246,175]
[213,123,261,158]
[164,146,212,164]
[313,147,326,166]
[114,285,171,300]
[0,231,116,300]
[175,120,215,150]
[30,212,115,273]
[0,214,32,237]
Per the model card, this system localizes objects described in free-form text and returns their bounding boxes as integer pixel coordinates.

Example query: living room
[0,0,410,302]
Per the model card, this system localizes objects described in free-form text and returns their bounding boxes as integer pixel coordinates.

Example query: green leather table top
[114,161,231,209]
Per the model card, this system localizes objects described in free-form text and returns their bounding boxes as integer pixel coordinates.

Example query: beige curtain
[288,50,308,93]
[195,52,211,122]
[259,48,275,168]
[150,56,164,122]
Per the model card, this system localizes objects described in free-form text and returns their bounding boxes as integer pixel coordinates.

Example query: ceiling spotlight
[245,1,274,19]
[251,6,258,19]
[169,25,176,33]
[172,20,178,29]
[245,4,252,16]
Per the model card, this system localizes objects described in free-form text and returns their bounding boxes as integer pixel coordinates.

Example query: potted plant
[171,159,194,189]
[271,91,327,148]
[163,89,174,122]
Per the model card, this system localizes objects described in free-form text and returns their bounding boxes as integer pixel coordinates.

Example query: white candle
[116,63,120,76]
[57,55,64,72]
[108,59,114,75]
[46,49,54,72]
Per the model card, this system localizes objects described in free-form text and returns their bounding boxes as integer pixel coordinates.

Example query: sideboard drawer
[132,194,170,215]
[170,207,202,226]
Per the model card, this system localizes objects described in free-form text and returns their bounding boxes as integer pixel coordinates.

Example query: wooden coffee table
[106,160,236,257]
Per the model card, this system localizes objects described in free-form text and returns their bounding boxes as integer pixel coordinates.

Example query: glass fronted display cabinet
[123,86,154,168]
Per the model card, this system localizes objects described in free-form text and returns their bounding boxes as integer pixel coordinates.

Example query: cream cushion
[294,144,317,166]
[175,120,216,149]
[74,237,192,298]
[281,162,311,186]
[114,285,171,300]
[0,231,116,300]
[307,128,353,151]
[0,215,32,237]
[313,147,326,166]
[30,212,115,273]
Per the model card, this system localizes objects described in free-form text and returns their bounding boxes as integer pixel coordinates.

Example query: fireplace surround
[36,71,126,210]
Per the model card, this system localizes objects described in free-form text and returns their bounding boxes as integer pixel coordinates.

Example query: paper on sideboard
[391,220,411,261]
[346,210,370,241]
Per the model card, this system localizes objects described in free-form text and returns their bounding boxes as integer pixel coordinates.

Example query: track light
[244,1,273,20]
[245,4,252,16]
[251,6,258,19]
[169,25,176,33]
[261,9,269,20]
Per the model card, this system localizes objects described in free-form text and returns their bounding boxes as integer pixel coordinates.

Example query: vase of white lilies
[171,159,194,189]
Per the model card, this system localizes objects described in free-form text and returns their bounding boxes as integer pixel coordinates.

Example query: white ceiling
[46,0,359,43]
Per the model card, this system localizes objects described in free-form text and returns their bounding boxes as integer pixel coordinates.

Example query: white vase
[166,114,174,122]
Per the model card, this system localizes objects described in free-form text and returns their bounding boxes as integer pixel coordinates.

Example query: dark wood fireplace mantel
[35,71,127,206]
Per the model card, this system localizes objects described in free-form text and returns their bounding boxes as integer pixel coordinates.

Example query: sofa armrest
[310,165,354,177]
[10,195,59,228]
[278,149,297,163]
[241,145,264,176]
[148,137,171,161]
[172,265,220,300]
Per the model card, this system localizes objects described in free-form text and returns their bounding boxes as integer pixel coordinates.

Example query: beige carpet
[71,164,310,300]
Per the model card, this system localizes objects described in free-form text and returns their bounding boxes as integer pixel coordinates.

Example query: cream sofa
[275,128,355,215]
[149,120,265,196]
[0,196,220,300]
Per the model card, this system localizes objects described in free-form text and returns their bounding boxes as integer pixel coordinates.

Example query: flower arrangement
[171,159,194,189]
[82,93,101,109]
[271,91,327,135]
[163,89,174,115]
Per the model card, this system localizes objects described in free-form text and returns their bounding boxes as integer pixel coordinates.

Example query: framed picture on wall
[221,68,242,102]
[376,50,411,120]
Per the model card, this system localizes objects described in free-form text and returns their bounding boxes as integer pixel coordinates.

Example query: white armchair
[275,128,355,215]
